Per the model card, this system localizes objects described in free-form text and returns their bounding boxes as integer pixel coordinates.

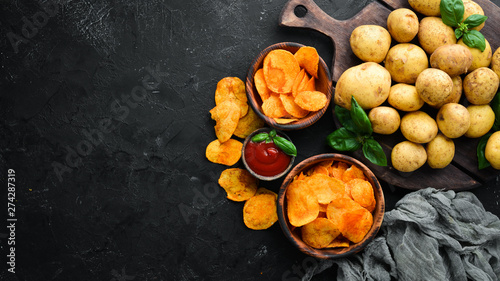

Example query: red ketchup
[244,140,291,177]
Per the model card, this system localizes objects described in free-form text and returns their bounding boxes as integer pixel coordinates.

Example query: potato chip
[301,217,340,248]
[294,46,319,78]
[274,117,299,124]
[293,70,311,98]
[308,164,329,176]
[263,49,301,94]
[329,161,349,179]
[215,77,249,118]
[262,93,288,118]
[305,173,346,204]
[210,100,241,143]
[326,196,362,223]
[327,236,350,248]
[206,139,242,166]
[233,107,265,139]
[287,179,319,227]
[304,76,316,92]
[342,165,367,182]
[254,68,271,102]
[294,90,327,111]
[348,179,376,212]
[292,69,306,97]
[243,193,278,230]
[218,168,258,201]
[339,207,373,243]
[280,93,310,118]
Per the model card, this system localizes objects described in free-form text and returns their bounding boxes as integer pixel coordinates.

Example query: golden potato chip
[215,77,249,118]
[286,179,319,227]
[348,179,376,212]
[274,117,299,124]
[292,70,310,98]
[304,76,316,92]
[294,46,319,78]
[339,207,373,243]
[218,168,258,201]
[342,165,367,182]
[326,196,362,223]
[327,236,350,248]
[206,139,242,166]
[243,193,278,230]
[262,94,288,118]
[301,217,340,248]
[280,93,310,118]
[233,107,265,139]
[254,68,271,102]
[308,164,329,176]
[210,100,241,143]
[305,173,346,204]
[329,161,349,179]
[263,49,301,94]
[294,90,327,111]
[319,203,328,213]
[292,69,306,97]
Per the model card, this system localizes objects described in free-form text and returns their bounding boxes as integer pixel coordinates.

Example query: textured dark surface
[0,0,499,280]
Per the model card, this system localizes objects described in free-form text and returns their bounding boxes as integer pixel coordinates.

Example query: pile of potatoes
[334,0,500,172]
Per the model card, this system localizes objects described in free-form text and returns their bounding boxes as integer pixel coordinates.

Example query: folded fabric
[302,187,500,281]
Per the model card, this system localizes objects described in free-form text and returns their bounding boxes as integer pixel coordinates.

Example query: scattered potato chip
[280,93,310,118]
[294,46,320,78]
[262,94,288,118]
[218,168,258,201]
[233,107,265,139]
[348,179,376,212]
[254,68,271,102]
[294,90,327,111]
[263,49,301,94]
[339,207,373,243]
[301,217,340,248]
[243,193,278,230]
[210,100,241,143]
[342,165,367,182]
[287,179,319,227]
[206,139,242,166]
[215,77,249,118]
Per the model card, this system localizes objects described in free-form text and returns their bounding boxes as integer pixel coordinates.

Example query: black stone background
[1,0,499,280]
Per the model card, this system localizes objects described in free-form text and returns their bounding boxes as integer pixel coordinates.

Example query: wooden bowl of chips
[246,42,333,131]
[277,153,385,259]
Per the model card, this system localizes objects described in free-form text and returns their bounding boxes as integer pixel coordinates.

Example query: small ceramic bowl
[241,127,295,181]
[246,42,333,131]
[277,153,385,259]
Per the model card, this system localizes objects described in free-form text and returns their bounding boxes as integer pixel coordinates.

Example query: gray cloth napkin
[302,187,500,281]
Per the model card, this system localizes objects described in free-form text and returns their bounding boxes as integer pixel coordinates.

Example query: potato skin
[463,0,485,31]
[388,83,424,112]
[418,17,456,55]
[384,43,428,84]
[490,47,500,80]
[430,44,472,77]
[368,106,401,135]
[426,133,455,169]
[408,0,441,16]
[391,141,427,172]
[334,62,391,110]
[350,25,391,63]
[436,103,471,139]
[458,38,492,72]
[415,68,454,107]
[400,111,438,144]
[387,8,419,43]
[431,76,463,109]
[465,105,495,138]
[486,131,500,170]
[463,67,499,105]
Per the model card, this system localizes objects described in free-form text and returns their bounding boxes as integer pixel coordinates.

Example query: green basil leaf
[265,137,272,143]
[463,30,486,52]
[491,91,500,131]
[273,136,297,157]
[455,28,464,39]
[251,132,269,143]
[350,97,373,136]
[326,128,362,152]
[463,14,488,28]
[477,133,493,169]
[269,129,277,138]
[335,105,357,133]
[440,0,464,27]
[362,137,387,166]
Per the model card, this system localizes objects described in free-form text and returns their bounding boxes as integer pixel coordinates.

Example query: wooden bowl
[245,42,333,131]
[277,153,385,259]
[241,128,295,181]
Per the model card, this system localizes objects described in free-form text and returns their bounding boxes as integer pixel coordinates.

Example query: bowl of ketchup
[242,128,296,181]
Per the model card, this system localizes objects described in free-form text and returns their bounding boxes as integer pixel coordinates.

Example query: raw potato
[388,83,424,112]
[426,133,455,169]
[491,47,500,79]
[436,103,471,139]
[431,76,463,109]
[334,62,391,110]
[415,68,454,107]
[350,25,391,63]
[400,111,438,144]
[463,67,500,105]
[430,44,473,77]
[458,38,492,72]
[418,17,456,55]
[486,131,500,170]
[368,106,401,135]
[391,141,427,172]
[384,43,428,84]
[387,8,419,43]
[463,0,486,31]
[408,0,441,16]
[465,104,496,138]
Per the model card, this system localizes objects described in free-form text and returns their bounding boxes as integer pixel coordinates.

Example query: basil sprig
[477,92,500,169]
[440,0,488,51]
[326,97,387,166]
[251,129,297,157]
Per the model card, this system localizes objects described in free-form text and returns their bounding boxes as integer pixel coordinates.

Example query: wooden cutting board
[279,0,500,190]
